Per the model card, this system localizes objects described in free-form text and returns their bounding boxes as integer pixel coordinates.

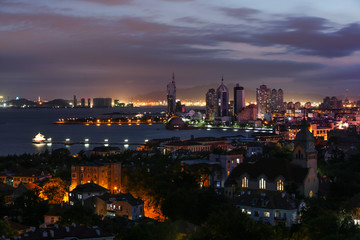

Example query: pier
[34,137,148,147]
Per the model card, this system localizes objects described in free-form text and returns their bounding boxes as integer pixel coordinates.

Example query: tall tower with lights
[167,73,176,115]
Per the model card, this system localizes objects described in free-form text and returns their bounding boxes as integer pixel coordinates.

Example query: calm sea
[0,107,249,156]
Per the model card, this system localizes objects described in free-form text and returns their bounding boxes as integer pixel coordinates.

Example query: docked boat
[32,133,46,144]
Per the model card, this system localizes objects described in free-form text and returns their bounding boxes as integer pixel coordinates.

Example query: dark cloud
[254,22,360,57]
[203,16,360,58]
[221,7,260,19]
[78,0,133,5]
[0,3,359,100]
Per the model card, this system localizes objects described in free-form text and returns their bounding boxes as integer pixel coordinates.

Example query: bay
[0,107,249,156]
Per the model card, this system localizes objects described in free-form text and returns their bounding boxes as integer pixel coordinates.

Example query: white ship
[32,133,46,144]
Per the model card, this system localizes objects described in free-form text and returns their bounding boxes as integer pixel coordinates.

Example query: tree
[41,178,67,204]
[119,221,178,240]
[58,204,101,226]
[186,206,274,240]
[0,220,18,238]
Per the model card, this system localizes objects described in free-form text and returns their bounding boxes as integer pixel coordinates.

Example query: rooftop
[72,182,109,193]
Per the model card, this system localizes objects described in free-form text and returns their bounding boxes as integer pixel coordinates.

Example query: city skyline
[1,0,360,100]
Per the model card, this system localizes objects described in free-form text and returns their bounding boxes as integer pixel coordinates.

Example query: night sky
[1,0,360,101]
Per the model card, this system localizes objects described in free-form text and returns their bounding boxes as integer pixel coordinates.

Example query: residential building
[209,152,243,187]
[84,193,144,220]
[225,121,319,198]
[70,162,121,193]
[238,104,257,122]
[256,85,271,119]
[234,190,301,226]
[69,181,109,206]
[163,136,231,154]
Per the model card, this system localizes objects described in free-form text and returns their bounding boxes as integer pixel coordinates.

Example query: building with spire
[216,77,229,118]
[224,119,318,199]
[167,73,176,115]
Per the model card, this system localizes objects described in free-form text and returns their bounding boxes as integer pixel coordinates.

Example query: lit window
[277,180,284,191]
[227,171,230,176]
[309,190,314,198]
[236,158,240,164]
[259,178,266,189]
[241,177,248,188]
[78,194,82,199]
[264,212,270,217]
[70,201,74,206]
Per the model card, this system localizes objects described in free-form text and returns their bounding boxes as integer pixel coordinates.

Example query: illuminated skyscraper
[256,85,271,119]
[206,88,217,120]
[167,73,176,115]
[216,77,229,117]
[234,84,245,116]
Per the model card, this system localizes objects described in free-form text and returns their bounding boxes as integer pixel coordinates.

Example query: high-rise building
[88,98,91,108]
[73,95,77,107]
[321,96,342,110]
[216,77,229,117]
[80,98,85,107]
[93,98,112,108]
[206,88,217,121]
[256,85,270,119]
[287,102,294,110]
[234,84,245,116]
[167,73,176,115]
[270,88,284,113]
[277,89,284,111]
[270,89,278,112]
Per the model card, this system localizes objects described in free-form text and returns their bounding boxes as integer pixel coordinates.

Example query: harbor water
[0,107,249,156]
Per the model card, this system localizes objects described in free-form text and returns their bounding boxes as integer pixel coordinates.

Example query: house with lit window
[234,190,302,226]
[209,152,243,187]
[0,168,52,188]
[225,120,319,199]
[69,181,109,206]
[84,193,144,220]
